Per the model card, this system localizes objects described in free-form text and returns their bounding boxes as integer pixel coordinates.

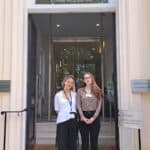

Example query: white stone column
[0,0,27,150]
[116,0,145,149]
[140,1,150,150]
[0,0,11,149]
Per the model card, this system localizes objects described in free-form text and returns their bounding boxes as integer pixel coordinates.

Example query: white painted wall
[0,0,27,150]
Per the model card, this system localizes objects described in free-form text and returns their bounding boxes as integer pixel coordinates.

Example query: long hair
[62,75,75,91]
[83,72,101,99]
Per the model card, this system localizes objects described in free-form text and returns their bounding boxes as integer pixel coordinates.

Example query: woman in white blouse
[54,75,78,150]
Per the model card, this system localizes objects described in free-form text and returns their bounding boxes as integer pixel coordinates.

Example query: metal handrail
[138,129,141,150]
[1,106,34,150]
[1,108,28,115]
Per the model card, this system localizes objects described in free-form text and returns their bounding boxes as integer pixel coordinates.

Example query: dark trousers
[79,111,100,150]
[56,119,78,150]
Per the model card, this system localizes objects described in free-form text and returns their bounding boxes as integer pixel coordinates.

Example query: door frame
[27,0,116,13]
[24,0,120,150]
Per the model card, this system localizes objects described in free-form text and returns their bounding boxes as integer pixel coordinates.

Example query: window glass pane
[31,13,116,123]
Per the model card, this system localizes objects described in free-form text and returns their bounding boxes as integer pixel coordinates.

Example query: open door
[26,13,119,150]
[26,15,37,150]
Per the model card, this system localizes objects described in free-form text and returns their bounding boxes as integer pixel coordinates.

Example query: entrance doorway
[26,13,118,150]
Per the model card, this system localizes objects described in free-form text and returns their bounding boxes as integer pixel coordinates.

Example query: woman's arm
[54,94,59,113]
[86,97,102,124]
[77,89,89,123]
[93,96,102,120]
[73,92,77,113]
[77,89,84,118]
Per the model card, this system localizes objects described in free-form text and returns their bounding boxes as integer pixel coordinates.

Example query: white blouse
[54,90,77,124]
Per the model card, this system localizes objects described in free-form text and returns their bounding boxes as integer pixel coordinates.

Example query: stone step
[33,144,115,150]
[36,137,115,145]
[36,121,115,144]
[36,122,115,134]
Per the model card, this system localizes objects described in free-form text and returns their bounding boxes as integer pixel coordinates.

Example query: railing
[1,106,35,150]
[138,129,141,150]
[36,0,108,4]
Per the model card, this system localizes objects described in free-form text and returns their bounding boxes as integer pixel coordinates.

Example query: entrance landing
[36,122,115,145]
[33,144,115,150]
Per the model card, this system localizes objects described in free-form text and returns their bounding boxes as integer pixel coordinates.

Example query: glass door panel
[50,42,102,119]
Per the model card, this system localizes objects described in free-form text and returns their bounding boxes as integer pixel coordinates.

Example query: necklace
[85,87,91,93]
[64,90,72,112]
[64,89,71,99]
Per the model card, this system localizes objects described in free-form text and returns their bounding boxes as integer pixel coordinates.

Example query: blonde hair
[62,75,75,91]
[83,72,101,99]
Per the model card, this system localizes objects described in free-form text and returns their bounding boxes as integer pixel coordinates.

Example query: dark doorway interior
[26,13,119,150]
[26,16,37,150]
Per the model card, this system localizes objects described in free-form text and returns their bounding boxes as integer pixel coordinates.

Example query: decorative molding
[119,110,144,129]
[27,0,116,13]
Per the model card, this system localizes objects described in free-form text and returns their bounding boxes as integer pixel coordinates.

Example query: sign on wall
[131,79,150,93]
[0,80,11,92]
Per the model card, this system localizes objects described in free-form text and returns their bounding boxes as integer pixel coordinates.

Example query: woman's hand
[86,117,95,124]
[81,116,89,123]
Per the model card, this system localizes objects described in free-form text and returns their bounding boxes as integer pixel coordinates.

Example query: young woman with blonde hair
[54,75,77,150]
[77,72,102,150]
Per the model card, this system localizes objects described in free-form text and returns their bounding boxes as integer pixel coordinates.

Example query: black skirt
[56,119,78,150]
